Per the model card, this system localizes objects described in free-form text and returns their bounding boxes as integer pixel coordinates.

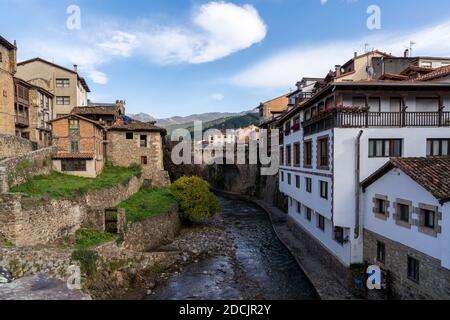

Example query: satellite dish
[366,66,375,77]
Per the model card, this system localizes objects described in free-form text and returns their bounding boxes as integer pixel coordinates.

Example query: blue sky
[2,0,450,118]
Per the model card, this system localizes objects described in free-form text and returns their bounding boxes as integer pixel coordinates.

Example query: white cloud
[320,0,328,5]
[231,19,450,88]
[17,1,266,85]
[133,1,267,64]
[210,93,225,101]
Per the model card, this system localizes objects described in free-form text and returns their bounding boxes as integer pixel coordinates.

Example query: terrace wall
[0,176,144,246]
[0,134,37,159]
[0,146,55,193]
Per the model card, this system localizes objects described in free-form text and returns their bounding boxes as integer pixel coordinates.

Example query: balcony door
[389,98,401,113]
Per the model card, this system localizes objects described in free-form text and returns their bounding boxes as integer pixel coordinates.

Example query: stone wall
[0,146,55,192]
[0,176,144,246]
[123,204,181,252]
[0,134,37,159]
[107,130,169,187]
[364,229,450,300]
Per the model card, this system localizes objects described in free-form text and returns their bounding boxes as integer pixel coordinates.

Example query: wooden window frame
[319,180,328,199]
[61,159,87,172]
[394,199,413,229]
[295,175,300,189]
[427,139,450,157]
[369,139,403,158]
[306,177,312,193]
[317,214,325,232]
[373,194,390,220]
[126,132,134,140]
[317,136,329,169]
[304,140,312,168]
[286,144,292,166]
[407,256,420,283]
[141,156,148,165]
[293,142,301,167]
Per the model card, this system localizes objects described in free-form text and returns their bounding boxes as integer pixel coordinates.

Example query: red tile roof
[54,153,95,159]
[109,118,166,135]
[417,65,450,81]
[362,157,450,203]
[72,106,119,116]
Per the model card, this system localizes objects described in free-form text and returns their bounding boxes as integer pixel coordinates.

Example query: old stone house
[362,158,450,299]
[16,57,90,119]
[107,116,170,187]
[0,35,17,135]
[50,114,105,178]
[72,100,125,127]
[13,77,53,147]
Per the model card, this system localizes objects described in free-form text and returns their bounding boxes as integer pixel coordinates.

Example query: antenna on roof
[364,43,370,54]
[410,41,416,57]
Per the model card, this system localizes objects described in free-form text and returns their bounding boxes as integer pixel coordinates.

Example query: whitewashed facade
[279,81,450,267]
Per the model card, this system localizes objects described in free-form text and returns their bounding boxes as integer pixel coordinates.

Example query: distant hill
[185,113,259,136]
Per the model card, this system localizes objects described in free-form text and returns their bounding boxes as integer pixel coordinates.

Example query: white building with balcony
[278,80,450,272]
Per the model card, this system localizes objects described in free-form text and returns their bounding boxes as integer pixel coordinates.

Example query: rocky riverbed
[146,196,318,300]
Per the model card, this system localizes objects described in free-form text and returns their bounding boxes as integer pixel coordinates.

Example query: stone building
[72,100,125,127]
[50,114,105,178]
[107,116,170,187]
[13,77,53,147]
[258,94,290,126]
[0,35,17,135]
[16,57,90,118]
[361,158,450,299]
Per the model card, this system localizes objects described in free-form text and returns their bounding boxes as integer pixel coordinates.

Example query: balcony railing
[303,110,450,136]
[15,115,30,127]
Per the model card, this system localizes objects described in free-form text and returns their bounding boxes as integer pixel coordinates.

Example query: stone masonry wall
[364,229,450,300]
[0,146,55,192]
[0,176,144,246]
[123,204,181,252]
[107,130,170,187]
[0,134,37,159]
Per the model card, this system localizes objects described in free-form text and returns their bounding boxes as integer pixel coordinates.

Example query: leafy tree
[169,176,221,223]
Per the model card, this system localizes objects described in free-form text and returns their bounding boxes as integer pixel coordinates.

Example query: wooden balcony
[303,110,450,136]
[15,115,30,127]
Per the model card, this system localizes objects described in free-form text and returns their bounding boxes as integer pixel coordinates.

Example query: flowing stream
[147,197,317,300]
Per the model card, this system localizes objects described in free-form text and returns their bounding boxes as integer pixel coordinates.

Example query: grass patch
[74,229,117,250]
[9,163,141,199]
[71,249,99,277]
[116,188,176,223]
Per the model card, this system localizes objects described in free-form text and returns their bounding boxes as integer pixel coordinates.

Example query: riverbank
[212,188,358,300]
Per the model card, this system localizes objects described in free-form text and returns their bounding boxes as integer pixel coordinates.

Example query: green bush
[74,229,117,250]
[169,176,221,223]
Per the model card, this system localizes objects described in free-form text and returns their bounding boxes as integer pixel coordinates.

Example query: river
[147,197,317,300]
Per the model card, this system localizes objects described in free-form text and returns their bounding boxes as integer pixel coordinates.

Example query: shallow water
[148,197,317,300]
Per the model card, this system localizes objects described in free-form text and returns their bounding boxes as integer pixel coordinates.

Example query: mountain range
[129,109,258,127]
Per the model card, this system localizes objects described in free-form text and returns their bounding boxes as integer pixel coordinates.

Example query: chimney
[354,52,358,58]
[404,49,410,58]
[335,65,342,77]
[73,64,78,73]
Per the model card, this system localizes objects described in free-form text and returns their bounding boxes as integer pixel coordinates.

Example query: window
[317,137,329,168]
[0,52,2,62]
[427,139,450,157]
[70,141,79,153]
[281,171,284,182]
[352,97,366,108]
[421,61,432,68]
[377,241,386,263]
[56,79,70,87]
[297,202,301,214]
[334,227,345,245]
[317,214,325,231]
[416,97,439,112]
[319,181,328,199]
[398,203,410,223]
[304,140,312,167]
[280,147,284,166]
[422,209,435,229]
[306,177,312,193]
[293,143,300,166]
[286,145,292,166]
[141,156,148,165]
[373,196,389,219]
[140,135,147,147]
[126,132,134,140]
[56,96,70,105]
[306,207,312,221]
[295,175,300,189]
[285,122,291,136]
[369,139,402,157]
[61,159,86,172]
[69,120,79,130]
[287,173,291,185]
[407,256,420,283]
[368,97,381,112]
[292,117,300,132]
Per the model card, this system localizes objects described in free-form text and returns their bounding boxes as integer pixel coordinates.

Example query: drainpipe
[354,130,364,239]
